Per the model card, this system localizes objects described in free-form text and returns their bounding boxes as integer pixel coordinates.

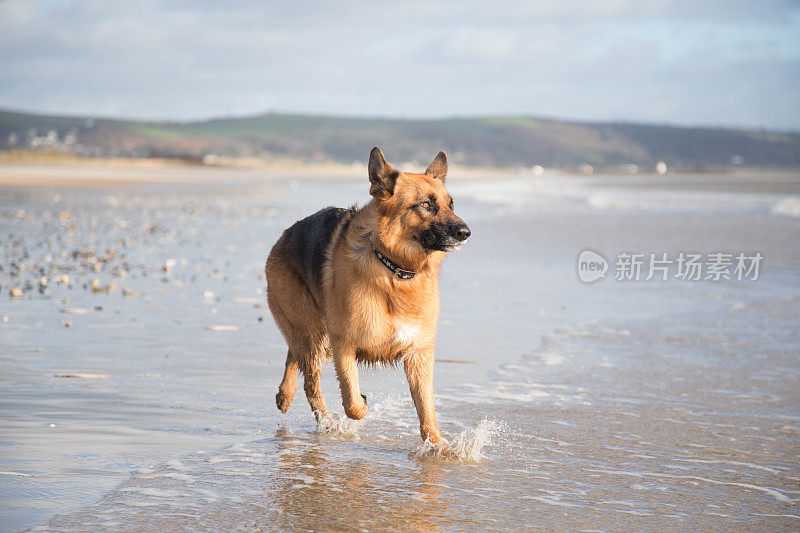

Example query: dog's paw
[344,396,368,420]
[313,408,334,426]
[410,437,460,460]
[434,441,460,460]
[275,391,292,413]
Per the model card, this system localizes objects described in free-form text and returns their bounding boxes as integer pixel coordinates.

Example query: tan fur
[266,148,467,444]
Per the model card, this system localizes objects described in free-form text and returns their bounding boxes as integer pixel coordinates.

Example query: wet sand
[0,163,367,188]
[1,166,799,531]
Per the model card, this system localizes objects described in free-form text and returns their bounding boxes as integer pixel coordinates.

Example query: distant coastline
[1,156,798,190]
[2,108,799,172]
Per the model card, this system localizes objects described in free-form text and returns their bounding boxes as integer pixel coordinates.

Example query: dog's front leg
[404,351,443,443]
[332,340,368,420]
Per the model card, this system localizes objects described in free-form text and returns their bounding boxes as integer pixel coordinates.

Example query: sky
[1,0,799,130]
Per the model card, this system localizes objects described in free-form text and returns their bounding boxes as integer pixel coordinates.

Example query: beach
[1,165,799,531]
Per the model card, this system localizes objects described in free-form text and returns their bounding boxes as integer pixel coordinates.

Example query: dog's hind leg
[268,295,302,413]
[276,349,299,413]
[300,345,330,422]
[266,256,322,416]
[266,250,331,421]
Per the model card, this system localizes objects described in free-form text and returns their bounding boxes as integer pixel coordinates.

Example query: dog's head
[368,147,470,256]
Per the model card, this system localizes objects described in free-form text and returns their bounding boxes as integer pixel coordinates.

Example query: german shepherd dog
[265,147,470,446]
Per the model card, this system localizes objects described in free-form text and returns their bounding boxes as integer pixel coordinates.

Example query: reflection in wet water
[46,429,459,532]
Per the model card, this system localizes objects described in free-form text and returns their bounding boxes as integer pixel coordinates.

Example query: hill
[1,109,798,170]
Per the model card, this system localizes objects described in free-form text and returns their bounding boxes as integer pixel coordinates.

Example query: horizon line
[1,105,798,135]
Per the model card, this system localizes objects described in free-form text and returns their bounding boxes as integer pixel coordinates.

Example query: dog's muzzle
[419,222,471,252]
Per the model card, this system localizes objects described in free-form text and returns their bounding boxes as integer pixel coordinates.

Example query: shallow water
[1,171,799,531]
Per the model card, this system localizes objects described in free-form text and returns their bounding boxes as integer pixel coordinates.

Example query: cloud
[442,29,517,61]
[0,0,798,129]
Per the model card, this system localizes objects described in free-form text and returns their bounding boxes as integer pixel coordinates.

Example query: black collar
[371,243,415,280]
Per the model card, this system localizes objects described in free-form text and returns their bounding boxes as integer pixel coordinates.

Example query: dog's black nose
[454,225,471,242]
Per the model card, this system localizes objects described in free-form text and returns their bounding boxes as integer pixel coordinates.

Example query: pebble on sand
[204,325,239,331]
[60,308,90,314]
[91,278,118,293]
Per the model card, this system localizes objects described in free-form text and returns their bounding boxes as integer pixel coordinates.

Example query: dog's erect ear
[368,146,398,198]
[425,151,447,182]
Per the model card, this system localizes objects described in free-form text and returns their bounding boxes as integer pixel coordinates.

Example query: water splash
[410,419,503,461]
[314,413,362,438]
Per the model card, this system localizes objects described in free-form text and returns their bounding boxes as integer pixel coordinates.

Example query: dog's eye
[418,201,432,210]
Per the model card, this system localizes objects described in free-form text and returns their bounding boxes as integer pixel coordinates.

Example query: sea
[1,169,798,531]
